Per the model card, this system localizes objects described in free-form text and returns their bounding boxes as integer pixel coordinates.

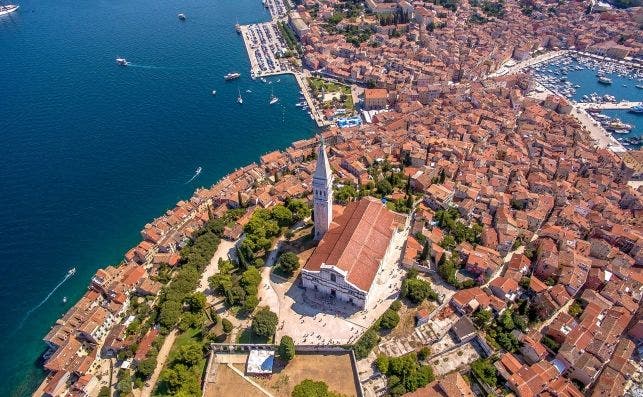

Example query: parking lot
[240,22,290,77]
[264,0,289,19]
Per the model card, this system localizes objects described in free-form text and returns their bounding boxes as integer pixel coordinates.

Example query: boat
[260,77,267,83]
[598,76,612,85]
[269,87,279,105]
[246,89,252,93]
[116,58,128,66]
[607,120,633,131]
[178,13,186,21]
[636,85,643,89]
[628,105,643,114]
[235,18,241,34]
[263,0,268,7]
[237,88,243,104]
[224,72,241,81]
[0,4,18,16]
[211,90,217,95]
[195,166,202,175]
[612,129,630,135]
[68,267,76,276]
[62,297,67,304]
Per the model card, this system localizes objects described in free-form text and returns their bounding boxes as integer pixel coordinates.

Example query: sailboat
[237,88,243,104]
[269,87,279,105]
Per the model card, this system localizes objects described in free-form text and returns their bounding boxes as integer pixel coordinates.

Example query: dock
[238,22,329,127]
[576,101,642,110]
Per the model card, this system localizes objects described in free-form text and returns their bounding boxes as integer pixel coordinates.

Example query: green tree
[401,278,433,304]
[471,358,497,386]
[222,318,233,333]
[292,379,342,397]
[473,309,492,329]
[252,308,279,338]
[98,386,110,397]
[278,251,300,275]
[137,358,157,379]
[376,355,389,374]
[380,309,400,329]
[175,341,203,367]
[439,235,457,250]
[568,301,583,317]
[159,300,182,328]
[272,205,294,227]
[286,199,311,222]
[279,335,296,361]
[117,369,132,394]
[377,179,393,196]
[184,292,206,313]
[499,310,515,331]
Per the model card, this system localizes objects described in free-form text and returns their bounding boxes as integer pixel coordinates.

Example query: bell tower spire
[313,135,333,240]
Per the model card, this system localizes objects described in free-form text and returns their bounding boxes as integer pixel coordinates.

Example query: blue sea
[0,0,316,394]
[532,56,642,149]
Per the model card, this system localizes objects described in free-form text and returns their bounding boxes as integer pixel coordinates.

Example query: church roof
[313,139,332,183]
[304,197,401,292]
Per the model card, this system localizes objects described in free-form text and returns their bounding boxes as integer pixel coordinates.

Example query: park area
[204,351,360,397]
[307,77,354,111]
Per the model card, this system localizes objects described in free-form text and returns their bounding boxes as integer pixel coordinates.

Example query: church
[301,138,403,309]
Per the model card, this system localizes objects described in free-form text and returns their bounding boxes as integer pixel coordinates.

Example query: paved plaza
[259,224,410,345]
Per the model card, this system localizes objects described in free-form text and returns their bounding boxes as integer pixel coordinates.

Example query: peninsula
[33,0,643,396]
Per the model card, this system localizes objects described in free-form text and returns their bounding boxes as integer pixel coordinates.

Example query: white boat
[598,76,612,85]
[195,166,202,174]
[269,87,278,105]
[224,72,241,81]
[612,129,630,135]
[237,88,243,104]
[68,267,76,276]
[235,18,241,34]
[178,13,186,20]
[62,297,67,304]
[116,58,128,66]
[211,90,217,95]
[0,4,19,16]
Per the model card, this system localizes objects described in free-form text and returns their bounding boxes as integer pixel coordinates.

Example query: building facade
[313,138,333,240]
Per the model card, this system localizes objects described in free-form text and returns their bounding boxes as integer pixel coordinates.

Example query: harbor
[524,52,643,151]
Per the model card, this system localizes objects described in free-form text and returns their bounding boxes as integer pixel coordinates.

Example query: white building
[303,141,403,309]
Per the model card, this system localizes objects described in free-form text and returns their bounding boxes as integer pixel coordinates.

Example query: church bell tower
[313,136,333,240]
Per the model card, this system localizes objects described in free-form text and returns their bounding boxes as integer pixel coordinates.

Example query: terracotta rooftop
[304,197,401,291]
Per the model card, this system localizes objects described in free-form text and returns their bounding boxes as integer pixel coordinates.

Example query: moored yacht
[224,72,241,80]
[598,76,612,85]
[0,4,19,16]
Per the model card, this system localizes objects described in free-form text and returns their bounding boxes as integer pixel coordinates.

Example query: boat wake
[126,63,197,70]
[14,269,76,333]
[185,166,202,184]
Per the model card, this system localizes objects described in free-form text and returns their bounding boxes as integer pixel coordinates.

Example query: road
[198,238,237,293]
[139,329,177,397]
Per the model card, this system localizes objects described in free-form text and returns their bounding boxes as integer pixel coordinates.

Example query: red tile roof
[304,197,401,291]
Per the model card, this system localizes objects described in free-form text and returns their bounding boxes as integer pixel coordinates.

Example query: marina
[527,53,643,150]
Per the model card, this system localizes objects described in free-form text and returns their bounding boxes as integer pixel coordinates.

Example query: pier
[239,23,329,127]
[576,101,642,110]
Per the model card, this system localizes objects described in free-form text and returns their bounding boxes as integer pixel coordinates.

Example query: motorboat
[178,13,186,20]
[212,90,217,95]
[224,72,241,81]
[598,76,612,85]
[116,58,128,66]
[68,268,76,276]
[628,105,643,114]
[237,88,243,104]
[62,297,68,304]
[0,4,19,16]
